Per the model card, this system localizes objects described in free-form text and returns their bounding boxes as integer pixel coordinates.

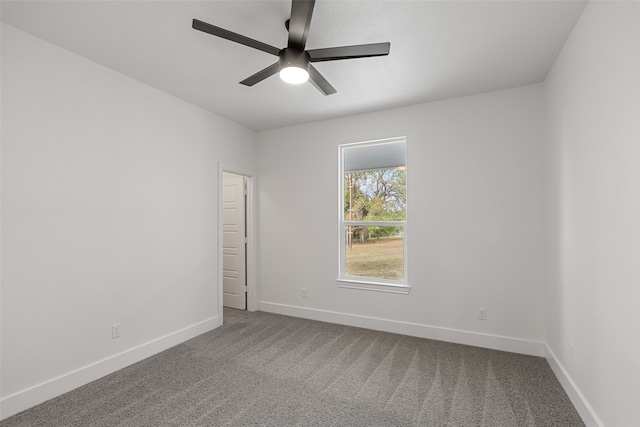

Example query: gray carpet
[1,309,584,426]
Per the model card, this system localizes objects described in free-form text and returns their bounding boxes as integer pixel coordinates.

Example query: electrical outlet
[478,308,487,320]
[112,323,121,339]
[302,288,308,298]
[569,342,575,362]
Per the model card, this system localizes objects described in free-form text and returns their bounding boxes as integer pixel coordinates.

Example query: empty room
[1,1,638,426]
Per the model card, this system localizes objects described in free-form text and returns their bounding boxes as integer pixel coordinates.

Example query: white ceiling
[1,0,586,131]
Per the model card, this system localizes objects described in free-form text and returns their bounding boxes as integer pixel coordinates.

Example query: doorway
[219,165,255,315]
[222,172,247,310]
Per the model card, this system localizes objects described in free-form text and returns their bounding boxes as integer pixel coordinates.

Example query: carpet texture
[1,309,584,426]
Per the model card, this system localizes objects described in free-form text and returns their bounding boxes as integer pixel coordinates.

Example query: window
[338,137,408,293]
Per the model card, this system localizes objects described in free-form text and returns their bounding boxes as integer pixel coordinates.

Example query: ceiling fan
[192,0,390,95]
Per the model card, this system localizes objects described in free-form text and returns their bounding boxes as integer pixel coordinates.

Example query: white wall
[0,24,255,418]
[256,84,546,354]
[543,2,640,426]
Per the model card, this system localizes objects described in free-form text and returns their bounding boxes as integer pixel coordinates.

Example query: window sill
[337,279,410,294]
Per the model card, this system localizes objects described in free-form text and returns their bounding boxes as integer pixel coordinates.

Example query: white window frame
[337,137,409,294]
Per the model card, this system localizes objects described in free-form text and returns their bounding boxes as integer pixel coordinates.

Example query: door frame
[218,163,257,320]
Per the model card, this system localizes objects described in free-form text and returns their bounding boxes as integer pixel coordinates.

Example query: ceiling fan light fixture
[278,48,311,85]
[280,65,309,84]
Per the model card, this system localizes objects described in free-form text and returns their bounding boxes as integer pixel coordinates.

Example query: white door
[222,174,246,310]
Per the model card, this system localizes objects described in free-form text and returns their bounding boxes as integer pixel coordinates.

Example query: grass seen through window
[345,234,404,280]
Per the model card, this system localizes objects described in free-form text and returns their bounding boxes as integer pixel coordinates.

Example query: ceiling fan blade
[308,64,336,96]
[239,62,281,86]
[192,19,280,56]
[308,42,391,62]
[288,0,315,50]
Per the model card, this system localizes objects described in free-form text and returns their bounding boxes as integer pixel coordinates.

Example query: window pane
[344,226,404,280]
[344,141,406,172]
[344,169,406,221]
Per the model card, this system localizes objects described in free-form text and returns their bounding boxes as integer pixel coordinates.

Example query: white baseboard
[545,345,603,427]
[257,301,545,357]
[0,315,221,421]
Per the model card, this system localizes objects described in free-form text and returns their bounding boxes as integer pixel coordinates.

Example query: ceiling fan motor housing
[279,48,310,72]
